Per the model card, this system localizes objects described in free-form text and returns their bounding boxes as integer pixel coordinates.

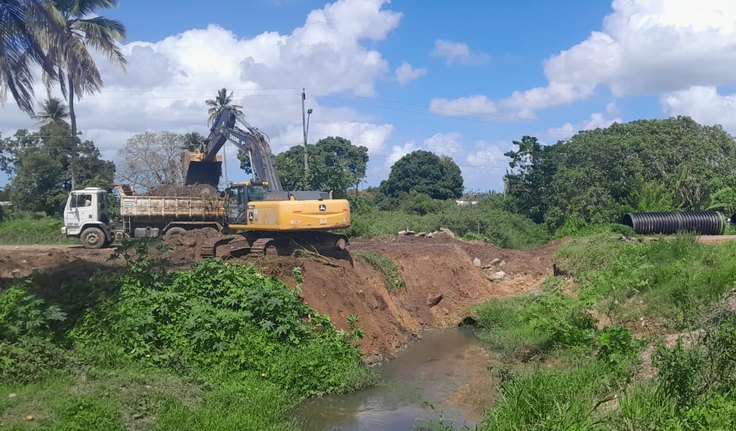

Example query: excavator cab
[224,182,270,224]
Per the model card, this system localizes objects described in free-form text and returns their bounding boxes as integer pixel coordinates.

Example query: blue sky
[2,0,735,191]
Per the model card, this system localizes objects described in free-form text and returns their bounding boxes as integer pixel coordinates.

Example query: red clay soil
[0,233,560,362]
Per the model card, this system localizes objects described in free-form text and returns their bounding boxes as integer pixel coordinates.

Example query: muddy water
[297,328,504,431]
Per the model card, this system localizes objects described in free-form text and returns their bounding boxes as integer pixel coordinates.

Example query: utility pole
[301,89,309,184]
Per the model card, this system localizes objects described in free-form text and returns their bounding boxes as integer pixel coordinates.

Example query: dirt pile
[146,184,221,197]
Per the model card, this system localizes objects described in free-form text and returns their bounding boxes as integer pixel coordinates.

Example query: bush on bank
[0,242,372,430]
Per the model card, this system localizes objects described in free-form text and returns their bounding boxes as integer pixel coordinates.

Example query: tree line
[504,116,736,231]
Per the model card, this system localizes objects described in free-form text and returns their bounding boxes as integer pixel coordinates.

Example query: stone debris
[427,293,444,307]
[439,227,455,238]
[473,257,482,268]
[485,271,509,281]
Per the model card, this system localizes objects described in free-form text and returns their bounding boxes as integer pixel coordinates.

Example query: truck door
[65,192,96,230]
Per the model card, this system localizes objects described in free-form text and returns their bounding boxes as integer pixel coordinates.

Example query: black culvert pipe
[622,211,726,235]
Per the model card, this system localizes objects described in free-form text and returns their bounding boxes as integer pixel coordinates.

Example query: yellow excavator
[183,107,350,256]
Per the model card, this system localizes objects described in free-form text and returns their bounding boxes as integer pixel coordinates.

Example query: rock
[8,393,16,398]
[427,232,434,238]
[490,257,501,265]
[473,257,482,268]
[25,415,34,421]
[417,232,427,237]
[439,227,455,238]
[10,269,20,276]
[427,293,444,307]
[486,271,509,281]
[398,230,415,236]
[499,260,506,267]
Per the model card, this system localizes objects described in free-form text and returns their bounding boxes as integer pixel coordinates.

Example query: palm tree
[205,88,243,125]
[0,0,64,113]
[43,0,127,189]
[32,97,69,126]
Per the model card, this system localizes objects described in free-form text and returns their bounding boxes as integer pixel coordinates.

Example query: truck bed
[120,195,226,221]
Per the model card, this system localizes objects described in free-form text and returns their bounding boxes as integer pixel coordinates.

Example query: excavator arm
[184,107,283,191]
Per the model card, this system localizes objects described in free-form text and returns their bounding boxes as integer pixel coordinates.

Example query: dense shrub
[346,197,550,249]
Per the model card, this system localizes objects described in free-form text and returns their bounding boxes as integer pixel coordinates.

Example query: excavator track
[248,237,276,256]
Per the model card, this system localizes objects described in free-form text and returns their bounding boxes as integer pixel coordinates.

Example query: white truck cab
[61,187,111,248]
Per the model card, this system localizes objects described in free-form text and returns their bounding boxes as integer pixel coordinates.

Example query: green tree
[0,0,65,113]
[182,132,205,151]
[206,88,243,125]
[504,117,736,230]
[32,97,69,126]
[266,137,369,196]
[43,0,126,189]
[503,136,557,224]
[380,150,463,201]
[1,124,114,215]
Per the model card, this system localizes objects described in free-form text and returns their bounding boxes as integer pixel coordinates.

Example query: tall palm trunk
[68,74,77,190]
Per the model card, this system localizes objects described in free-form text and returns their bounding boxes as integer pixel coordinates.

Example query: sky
[1,0,736,192]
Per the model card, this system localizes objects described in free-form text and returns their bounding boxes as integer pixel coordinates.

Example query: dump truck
[61,183,350,256]
[62,106,351,255]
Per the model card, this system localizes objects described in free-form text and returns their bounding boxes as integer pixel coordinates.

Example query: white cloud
[423,132,462,156]
[387,141,417,165]
[547,109,623,139]
[465,144,507,169]
[0,0,402,187]
[395,61,427,85]
[462,142,510,191]
[661,86,736,133]
[431,39,490,65]
[431,0,736,119]
[429,95,497,117]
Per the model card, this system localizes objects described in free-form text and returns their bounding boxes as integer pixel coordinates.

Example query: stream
[297,328,506,431]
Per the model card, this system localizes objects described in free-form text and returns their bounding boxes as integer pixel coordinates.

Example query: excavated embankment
[0,234,559,361]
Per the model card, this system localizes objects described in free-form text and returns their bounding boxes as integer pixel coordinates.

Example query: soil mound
[146,184,220,197]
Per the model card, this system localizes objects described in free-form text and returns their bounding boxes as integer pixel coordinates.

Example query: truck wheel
[80,227,107,249]
[164,227,187,238]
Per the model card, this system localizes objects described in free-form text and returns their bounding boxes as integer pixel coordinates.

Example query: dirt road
[0,233,560,361]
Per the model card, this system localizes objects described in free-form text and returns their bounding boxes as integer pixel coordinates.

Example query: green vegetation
[504,118,736,230]
[426,236,736,430]
[354,250,405,292]
[346,194,550,249]
[379,150,464,201]
[267,136,369,198]
[0,240,373,430]
[0,215,71,244]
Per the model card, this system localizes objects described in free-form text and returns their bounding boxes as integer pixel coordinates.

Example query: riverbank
[429,235,736,430]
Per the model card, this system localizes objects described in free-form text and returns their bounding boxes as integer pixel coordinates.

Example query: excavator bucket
[183,151,222,187]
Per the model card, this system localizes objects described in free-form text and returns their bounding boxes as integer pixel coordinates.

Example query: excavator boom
[184,107,282,190]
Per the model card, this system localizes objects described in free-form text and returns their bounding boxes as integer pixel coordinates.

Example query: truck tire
[80,227,107,249]
[164,227,187,238]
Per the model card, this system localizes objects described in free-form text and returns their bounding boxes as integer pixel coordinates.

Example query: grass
[345,201,550,249]
[353,250,405,292]
[0,241,375,430]
[424,235,736,430]
[0,217,72,245]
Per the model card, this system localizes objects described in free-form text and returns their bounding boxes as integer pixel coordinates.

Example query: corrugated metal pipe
[622,211,726,235]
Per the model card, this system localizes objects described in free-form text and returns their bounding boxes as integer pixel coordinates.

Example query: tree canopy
[380,150,464,201]
[0,124,114,215]
[504,116,736,229]
[0,0,65,113]
[242,136,369,197]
